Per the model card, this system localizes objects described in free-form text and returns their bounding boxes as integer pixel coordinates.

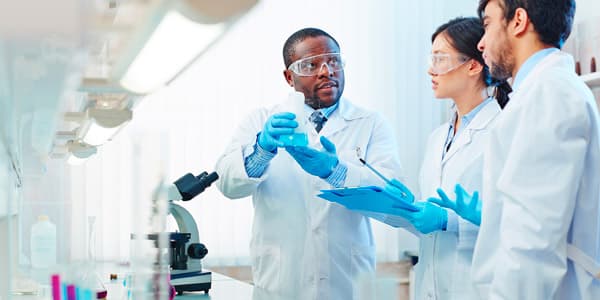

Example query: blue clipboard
[318,186,419,213]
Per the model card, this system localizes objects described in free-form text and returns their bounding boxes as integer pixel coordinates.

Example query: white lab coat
[215,97,403,299]
[408,100,500,300]
[472,51,600,299]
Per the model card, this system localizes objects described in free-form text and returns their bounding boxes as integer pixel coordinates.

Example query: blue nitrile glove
[286,136,339,178]
[258,112,298,152]
[385,202,448,234]
[384,179,416,203]
[428,184,481,226]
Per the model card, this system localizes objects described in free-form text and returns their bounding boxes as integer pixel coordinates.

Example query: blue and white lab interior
[1,0,600,299]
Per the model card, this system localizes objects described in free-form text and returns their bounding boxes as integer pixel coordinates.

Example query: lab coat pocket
[251,245,281,291]
[451,248,476,295]
[351,244,376,278]
[457,219,479,251]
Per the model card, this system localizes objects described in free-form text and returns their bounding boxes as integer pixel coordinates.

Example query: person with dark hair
[433,1,600,298]
[342,16,510,300]
[215,27,403,298]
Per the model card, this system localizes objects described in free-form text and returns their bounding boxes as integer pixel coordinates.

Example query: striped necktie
[310,110,327,133]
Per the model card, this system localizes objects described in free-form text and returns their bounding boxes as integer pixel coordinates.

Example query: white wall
[576,0,600,23]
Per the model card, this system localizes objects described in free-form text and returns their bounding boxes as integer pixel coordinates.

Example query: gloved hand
[385,202,448,234]
[286,136,339,178]
[258,112,298,152]
[384,179,415,203]
[428,184,481,226]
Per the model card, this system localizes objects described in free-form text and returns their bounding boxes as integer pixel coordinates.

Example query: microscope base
[171,270,212,295]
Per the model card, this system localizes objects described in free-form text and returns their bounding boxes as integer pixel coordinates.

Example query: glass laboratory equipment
[279,91,309,147]
[128,179,171,300]
[77,216,108,300]
[77,266,108,300]
[128,135,171,300]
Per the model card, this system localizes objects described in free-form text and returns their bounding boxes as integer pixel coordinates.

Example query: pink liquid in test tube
[51,274,61,300]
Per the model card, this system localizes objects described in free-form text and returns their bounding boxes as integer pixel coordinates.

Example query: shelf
[581,72,600,88]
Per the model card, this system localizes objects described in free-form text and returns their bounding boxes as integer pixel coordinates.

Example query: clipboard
[318,186,419,213]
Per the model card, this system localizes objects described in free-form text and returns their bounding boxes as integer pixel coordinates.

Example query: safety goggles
[428,53,470,75]
[288,53,345,76]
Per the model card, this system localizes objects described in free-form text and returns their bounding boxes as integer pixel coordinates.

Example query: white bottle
[30,215,57,268]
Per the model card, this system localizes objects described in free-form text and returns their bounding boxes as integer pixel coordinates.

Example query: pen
[359,158,407,198]
[358,158,391,185]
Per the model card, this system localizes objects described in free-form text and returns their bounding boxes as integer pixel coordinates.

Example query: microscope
[161,171,219,295]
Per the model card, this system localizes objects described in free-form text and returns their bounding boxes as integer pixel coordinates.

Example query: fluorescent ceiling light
[66,141,97,165]
[119,10,225,94]
[79,108,132,146]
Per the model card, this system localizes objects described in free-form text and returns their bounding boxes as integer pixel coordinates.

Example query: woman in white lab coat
[378,17,511,299]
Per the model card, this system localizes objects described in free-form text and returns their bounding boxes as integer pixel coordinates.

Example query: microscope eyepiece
[188,243,208,259]
[174,171,219,201]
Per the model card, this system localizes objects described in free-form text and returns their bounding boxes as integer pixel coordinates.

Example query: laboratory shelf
[581,72,600,88]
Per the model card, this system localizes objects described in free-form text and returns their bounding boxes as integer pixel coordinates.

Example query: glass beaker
[78,267,107,300]
[278,91,309,147]
[80,216,108,299]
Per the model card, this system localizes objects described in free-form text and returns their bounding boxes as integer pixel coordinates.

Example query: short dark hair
[432,17,511,108]
[477,0,575,48]
[282,28,340,68]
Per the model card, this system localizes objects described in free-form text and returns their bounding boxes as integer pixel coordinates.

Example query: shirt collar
[304,101,339,118]
[512,48,559,91]
[463,96,493,123]
[449,96,494,129]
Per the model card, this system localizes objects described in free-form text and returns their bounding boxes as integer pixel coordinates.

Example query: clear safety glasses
[428,53,470,75]
[288,53,345,76]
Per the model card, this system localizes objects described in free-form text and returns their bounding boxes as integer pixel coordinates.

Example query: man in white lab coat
[471,0,600,298]
[215,28,403,299]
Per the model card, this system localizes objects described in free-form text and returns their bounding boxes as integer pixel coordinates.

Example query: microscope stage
[171,270,212,294]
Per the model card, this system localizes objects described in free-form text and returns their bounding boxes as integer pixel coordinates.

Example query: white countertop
[174,271,254,300]
[11,264,300,300]
[10,270,256,300]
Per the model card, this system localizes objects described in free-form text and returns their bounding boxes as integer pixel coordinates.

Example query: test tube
[51,274,61,300]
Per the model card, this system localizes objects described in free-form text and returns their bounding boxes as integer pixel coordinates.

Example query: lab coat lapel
[319,113,347,137]
[428,127,447,185]
[441,100,500,165]
[442,127,473,165]
[319,98,367,137]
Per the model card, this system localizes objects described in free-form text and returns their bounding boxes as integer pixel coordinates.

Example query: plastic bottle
[30,215,57,268]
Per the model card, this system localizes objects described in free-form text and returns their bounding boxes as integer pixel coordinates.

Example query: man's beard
[490,44,515,80]
[305,95,339,109]
[490,60,513,80]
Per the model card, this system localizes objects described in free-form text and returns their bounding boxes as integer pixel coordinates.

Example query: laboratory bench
[11,270,258,300]
[174,271,253,299]
[173,271,291,300]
